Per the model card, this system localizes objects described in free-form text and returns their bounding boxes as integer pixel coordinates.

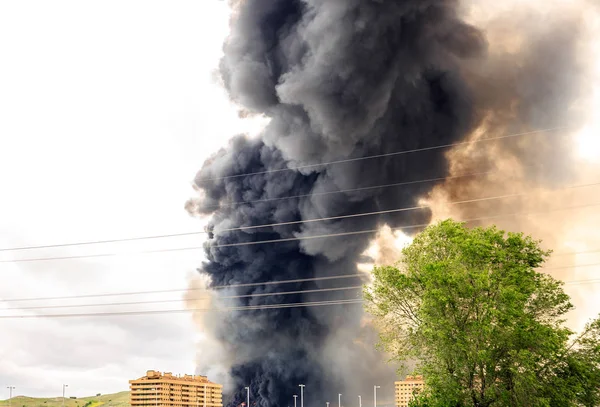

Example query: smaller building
[129,370,223,407]
[395,375,424,407]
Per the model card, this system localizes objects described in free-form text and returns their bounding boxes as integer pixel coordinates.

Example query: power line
[565,278,600,285]
[4,246,598,304]
[197,126,568,182]
[0,273,598,320]
[2,201,599,263]
[3,285,364,311]
[0,273,366,303]
[4,258,600,311]
[553,249,600,257]
[0,255,597,307]
[0,165,534,253]
[2,185,599,264]
[214,182,600,233]
[0,298,365,319]
[212,166,533,208]
[0,230,205,253]
[545,262,600,271]
[209,201,600,250]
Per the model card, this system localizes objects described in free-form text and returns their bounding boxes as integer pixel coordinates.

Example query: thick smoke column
[187,1,486,406]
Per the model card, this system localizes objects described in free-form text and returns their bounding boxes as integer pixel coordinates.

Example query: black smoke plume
[188,0,495,406]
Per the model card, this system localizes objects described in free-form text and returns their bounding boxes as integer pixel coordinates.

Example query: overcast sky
[0,1,258,398]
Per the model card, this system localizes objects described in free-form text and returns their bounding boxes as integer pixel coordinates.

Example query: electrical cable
[197,126,568,182]
[0,273,366,303]
[544,262,600,271]
[0,165,536,252]
[4,285,364,311]
[1,272,598,319]
[0,298,365,319]
[4,247,599,304]
[212,166,533,209]
[5,257,600,311]
[2,186,599,264]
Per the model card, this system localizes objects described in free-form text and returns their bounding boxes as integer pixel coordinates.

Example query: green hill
[0,391,129,407]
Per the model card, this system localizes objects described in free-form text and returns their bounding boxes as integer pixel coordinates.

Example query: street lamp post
[7,386,15,407]
[299,385,305,407]
[245,387,249,407]
[338,394,342,407]
[62,384,69,407]
[293,394,298,407]
[373,386,380,407]
[358,395,361,407]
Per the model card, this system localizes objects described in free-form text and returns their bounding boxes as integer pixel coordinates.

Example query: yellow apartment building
[395,375,424,407]
[130,370,223,407]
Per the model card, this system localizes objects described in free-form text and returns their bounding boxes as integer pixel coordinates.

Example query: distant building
[395,375,424,407]
[129,370,223,407]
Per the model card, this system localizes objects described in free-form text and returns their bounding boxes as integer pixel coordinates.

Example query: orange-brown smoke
[421,0,600,331]
[365,0,600,331]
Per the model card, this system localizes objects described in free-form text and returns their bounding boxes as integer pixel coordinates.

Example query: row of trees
[365,220,600,407]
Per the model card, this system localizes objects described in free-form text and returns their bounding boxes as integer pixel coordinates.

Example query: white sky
[0,0,253,398]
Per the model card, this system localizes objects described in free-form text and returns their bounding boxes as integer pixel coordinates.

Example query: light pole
[7,386,15,407]
[62,384,69,407]
[299,384,305,407]
[358,396,361,407]
[373,386,380,407]
[244,387,249,407]
[293,394,298,407]
[326,402,330,407]
[338,394,342,407]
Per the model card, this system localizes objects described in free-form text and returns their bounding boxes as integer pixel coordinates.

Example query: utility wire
[553,249,600,257]
[545,262,600,271]
[4,258,600,311]
[1,257,598,310]
[2,184,599,264]
[4,246,599,304]
[214,182,600,233]
[565,278,600,285]
[209,201,600,250]
[0,298,365,319]
[0,165,534,252]
[0,274,366,303]
[0,262,597,315]
[0,273,598,320]
[211,166,533,209]
[3,285,364,311]
[2,202,599,263]
[197,126,568,182]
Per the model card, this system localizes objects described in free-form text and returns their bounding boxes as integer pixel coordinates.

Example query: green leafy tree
[365,220,600,407]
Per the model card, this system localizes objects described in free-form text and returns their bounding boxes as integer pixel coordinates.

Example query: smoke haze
[186,1,599,406]
[424,0,600,330]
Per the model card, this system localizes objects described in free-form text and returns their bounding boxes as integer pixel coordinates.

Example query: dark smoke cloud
[184,0,563,406]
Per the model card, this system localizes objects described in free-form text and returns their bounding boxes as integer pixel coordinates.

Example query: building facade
[130,371,223,407]
[395,375,424,407]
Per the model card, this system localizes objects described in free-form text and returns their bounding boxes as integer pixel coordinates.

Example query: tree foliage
[365,220,600,407]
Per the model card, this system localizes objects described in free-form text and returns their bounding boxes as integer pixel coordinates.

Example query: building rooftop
[130,370,216,384]
[395,375,423,382]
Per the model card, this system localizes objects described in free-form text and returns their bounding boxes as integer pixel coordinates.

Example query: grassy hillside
[0,391,129,407]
